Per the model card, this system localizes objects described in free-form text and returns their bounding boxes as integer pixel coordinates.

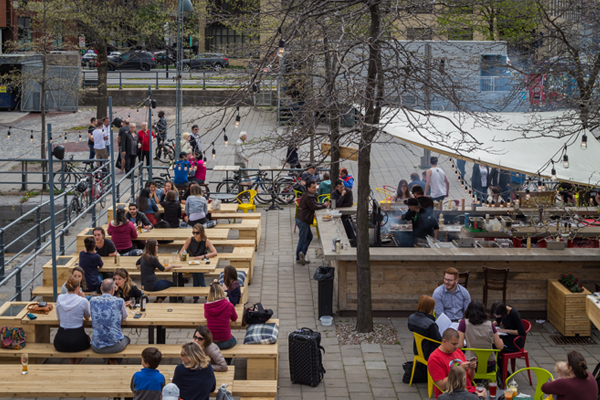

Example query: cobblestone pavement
[1,108,599,400]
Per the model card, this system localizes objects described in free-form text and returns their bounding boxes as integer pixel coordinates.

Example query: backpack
[0,327,26,349]
[242,303,273,326]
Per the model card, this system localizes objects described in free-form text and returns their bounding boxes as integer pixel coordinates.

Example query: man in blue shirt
[432,267,471,321]
[173,152,191,187]
[408,172,426,190]
[90,279,130,362]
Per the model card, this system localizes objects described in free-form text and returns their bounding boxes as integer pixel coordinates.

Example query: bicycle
[154,138,176,163]
[215,168,275,204]
[54,155,91,191]
[67,179,90,224]
[88,167,107,208]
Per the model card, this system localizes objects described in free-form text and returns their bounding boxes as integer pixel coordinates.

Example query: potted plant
[547,274,591,336]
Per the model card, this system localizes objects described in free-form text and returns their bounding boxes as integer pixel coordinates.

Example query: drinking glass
[163,257,169,267]
[489,382,497,398]
[475,385,485,396]
[504,390,513,400]
[21,353,28,375]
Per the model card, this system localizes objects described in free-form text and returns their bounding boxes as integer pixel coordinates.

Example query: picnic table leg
[148,327,155,344]
[157,326,166,344]
[170,272,181,303]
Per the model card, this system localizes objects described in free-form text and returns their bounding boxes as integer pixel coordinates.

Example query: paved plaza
[0,108,599,399]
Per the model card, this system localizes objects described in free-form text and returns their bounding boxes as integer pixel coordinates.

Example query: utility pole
[420,42,431,169]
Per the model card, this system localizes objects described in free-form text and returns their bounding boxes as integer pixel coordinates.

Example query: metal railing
[0,160,144,301]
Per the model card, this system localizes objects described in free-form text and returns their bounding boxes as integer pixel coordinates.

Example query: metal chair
[458,271,470,289]
[505,367,553,400]
[461,347,501,383]
[483,266,510,309]
[236,189,257,213]
[500,320,532,387]
[317,194,330,203]
[409,332,441,398]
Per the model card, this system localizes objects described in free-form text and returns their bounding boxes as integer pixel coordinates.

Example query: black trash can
[313,266,335,318]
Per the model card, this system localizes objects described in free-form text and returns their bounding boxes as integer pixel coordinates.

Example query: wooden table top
[19,302,243,328]
[93,255,220,273]
[0,364,233,398]
[156,203,239,214]
[98,225,230,241]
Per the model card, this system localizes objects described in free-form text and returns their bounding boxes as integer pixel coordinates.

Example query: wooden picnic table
[106,203,239,221]
[0,364,234,398]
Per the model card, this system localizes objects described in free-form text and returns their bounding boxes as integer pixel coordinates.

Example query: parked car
[182,53,229,71]
[107,51,157,71]
[81,53,98,68]
[108,51,122,60]
[154,50,176,66]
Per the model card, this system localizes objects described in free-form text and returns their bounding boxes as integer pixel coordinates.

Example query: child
[554,361,573,379]
[130,347,165,400]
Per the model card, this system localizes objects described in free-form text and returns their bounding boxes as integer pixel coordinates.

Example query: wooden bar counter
[316,209,600,317]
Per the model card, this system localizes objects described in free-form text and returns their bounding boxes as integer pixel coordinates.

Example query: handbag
[212,198,222,211]
[242,303,273,326]
[243,322,278,345]
[215,384,234,400]
[0,327,26,349]
[26,303,54,315]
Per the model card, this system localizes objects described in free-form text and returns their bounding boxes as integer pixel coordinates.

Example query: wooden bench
[0,342,278,380]
[211,212,262,220]
[217,219,262,250]
[107,203,240,221]
[0,364,277,398]
[161,239,256,248]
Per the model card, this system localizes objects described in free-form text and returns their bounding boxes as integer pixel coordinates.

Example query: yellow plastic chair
[410,332,441,398]
[236,189,257,213]
[461,347,501,383]
[317,194,330,203]
[506,367,553,400]
[432,377,445,396]
[375,187,393,203]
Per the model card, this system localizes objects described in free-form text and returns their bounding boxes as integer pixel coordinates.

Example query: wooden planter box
[547,279,591,336]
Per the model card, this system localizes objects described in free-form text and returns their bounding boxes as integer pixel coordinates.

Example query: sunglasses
[193,231,201,235]
[193,335,203,340]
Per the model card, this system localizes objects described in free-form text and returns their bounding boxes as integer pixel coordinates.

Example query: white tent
[381,110,600,187]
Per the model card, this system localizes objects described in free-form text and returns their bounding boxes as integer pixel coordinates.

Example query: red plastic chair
[500,319,532,387]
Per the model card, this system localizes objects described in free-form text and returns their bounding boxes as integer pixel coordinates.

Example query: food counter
[317,208,600,317]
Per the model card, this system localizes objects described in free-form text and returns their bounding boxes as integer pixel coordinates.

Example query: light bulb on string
[223,128,228,146]
[563,153,569,169]
[30,133,33,143]
[212,148,216,159]
[581,133,588,150]
[551,162,557,181]
[79,133,82,141]
[64,133,67,142]
[235,114,240,128]
[7,126,11,139]
[455,170,458,176]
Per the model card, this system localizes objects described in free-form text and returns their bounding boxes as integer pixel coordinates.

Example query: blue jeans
[432,196,446,202]
[193,273,206,301]
[88,144,95,160]
[215,335,237,350]
[153,280,173,291]
[456,159,466,177]
[295,218,313,261]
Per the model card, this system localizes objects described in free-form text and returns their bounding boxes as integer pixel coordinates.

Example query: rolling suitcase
[288,327,326,387]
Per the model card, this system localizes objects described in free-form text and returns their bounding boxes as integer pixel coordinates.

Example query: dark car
[182,53,229,71]
[154,50,176,66]
[81,53,98,68]
[107,51,157,71]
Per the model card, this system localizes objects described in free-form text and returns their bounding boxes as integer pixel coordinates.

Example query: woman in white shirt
[54,276,91,364]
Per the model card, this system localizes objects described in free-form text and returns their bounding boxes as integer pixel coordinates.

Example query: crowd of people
[407,267,598,400]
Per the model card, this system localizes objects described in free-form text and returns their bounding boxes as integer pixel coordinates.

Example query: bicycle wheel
[255,181,275,204]
[54,167,73,191]
[67,197,80,224]
[275,180,296,204]
[216,180,239,199]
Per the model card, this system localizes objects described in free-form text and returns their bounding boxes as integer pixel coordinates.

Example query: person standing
[102,117,111,156]
[296,180,330,265]
[190,125,202,156]
[138,122,156,166]
[408,172,426,190]
[471,164,490,204]
[286,144,300,169]
[425,157,450,202]
[234,131,249,180]
[155,111,167,159]
[90,279,130,361]
[87,117,97,163]
[93,120,108,168]
[402,198,439,241]
[117,119,130,175]
[122,122,139,173]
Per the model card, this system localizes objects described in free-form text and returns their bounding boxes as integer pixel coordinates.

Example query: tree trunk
[96,38,108,119]
[355,0,383,333]
[324,36,340,180]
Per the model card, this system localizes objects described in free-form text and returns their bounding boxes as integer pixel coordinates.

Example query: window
[18,17,32,50]
[448,28,473,41]
[406,28,433,40]
[205,24,258,56]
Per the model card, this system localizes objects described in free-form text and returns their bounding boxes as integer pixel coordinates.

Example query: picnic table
[106,202,239,220]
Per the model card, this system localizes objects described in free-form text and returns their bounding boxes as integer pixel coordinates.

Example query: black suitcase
[288,327,326,387]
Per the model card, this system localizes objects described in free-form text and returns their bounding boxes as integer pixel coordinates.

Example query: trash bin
[313,266,335,318]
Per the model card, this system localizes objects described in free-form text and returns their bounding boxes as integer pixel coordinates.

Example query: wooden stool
[458,271,470,289]
[483,267,509,309]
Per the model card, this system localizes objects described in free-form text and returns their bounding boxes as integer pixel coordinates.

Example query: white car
[108,52,122,60]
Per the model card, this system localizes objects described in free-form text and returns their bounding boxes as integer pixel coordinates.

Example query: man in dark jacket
[117,119,130,174]
[296,180,330,265]
[331,179,353,208]
[403,198,439,241]
[121,122,139,173]
[126,203,152,229]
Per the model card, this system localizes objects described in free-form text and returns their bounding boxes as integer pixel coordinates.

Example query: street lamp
[175,0,194,156]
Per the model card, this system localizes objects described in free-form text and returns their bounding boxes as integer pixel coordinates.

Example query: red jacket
[204,298,238,342]
[138,129,155,152]
[106,221,138,251]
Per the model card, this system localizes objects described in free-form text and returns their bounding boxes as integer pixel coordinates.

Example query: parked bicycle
[67,179,90,224]
[154,138,176,163]
[215,167,276,204]
[53,155,92,191]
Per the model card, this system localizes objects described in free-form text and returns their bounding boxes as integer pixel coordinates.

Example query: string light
[30,133,33,142]
[551,162,557,181]
[563,153,569,169]
[79,133,82,141]
[223,128,228,146]
[212,143,216,159]
[581,133,588,150]
[235,106,241,128]
[7,126,11,139]
[64,133,67,142]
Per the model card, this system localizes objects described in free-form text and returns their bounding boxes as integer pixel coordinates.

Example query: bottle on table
[140,287,148,312]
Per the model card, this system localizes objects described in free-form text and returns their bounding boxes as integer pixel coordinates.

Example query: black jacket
[161,200,182,228]
[489,168,511,191]
[471,164,491,193]
[408,311,442,360]
[331,188,353,208]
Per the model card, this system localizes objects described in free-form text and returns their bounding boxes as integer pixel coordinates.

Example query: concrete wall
[79,88,276,107]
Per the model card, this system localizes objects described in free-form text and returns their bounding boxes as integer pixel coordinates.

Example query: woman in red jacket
[138,122,156,166]
[203,280,238,350]
[107,208,142,256]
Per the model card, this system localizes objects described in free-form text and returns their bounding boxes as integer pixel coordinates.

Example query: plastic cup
[504,390,513,400]
[489,382,497,398]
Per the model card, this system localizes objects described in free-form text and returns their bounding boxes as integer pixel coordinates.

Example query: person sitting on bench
[184,184,208,226]
[204,280,238,350]
[172,342,216,400]
[55,276,91,364]
[90,279,130,361]
[108,208,143,256]
[113,268,142,307]
[79,237,103,293]
[192,326,228,372]
[178,224,217,303]
[138,239,181,303]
